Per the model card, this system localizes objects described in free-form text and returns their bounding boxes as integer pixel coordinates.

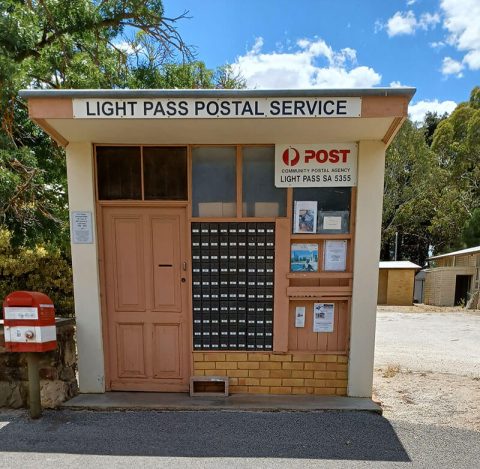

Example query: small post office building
[20,88,414,398]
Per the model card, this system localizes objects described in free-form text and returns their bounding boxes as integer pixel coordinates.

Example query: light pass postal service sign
[275,143,358,187]
[72,97,361,119]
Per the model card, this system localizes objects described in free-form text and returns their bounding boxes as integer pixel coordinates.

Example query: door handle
[183,261,187,271]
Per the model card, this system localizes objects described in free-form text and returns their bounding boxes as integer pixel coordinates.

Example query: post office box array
[192,222,274,350]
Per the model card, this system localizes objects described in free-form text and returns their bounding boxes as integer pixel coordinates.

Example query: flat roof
[379,261,421,269]
[18,87,416,147]
[19,87,416,100]
[428,245,480,260]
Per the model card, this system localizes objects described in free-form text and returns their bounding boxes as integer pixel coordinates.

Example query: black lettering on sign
[294,100,306,115]
[254,101,265,116]
[232,100,242,115]
[270,101,281,115]
[154,101,165,116]
[220,101,231,116]
[166,101,177,116]
[86,102,96,116]
[195,101,205,115]
[242,101,253,116]
[178,101,188,116]
[323,100,335,115]
[144,101,154,115]
[102,101,114,116]
[337,100,347,115]
[306,100,318,115]
[206,101,219,115]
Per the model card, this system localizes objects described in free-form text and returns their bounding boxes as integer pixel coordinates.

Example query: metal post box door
[3,291,56,352]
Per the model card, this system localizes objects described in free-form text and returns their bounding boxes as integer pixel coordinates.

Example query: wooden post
[26,353,41,419]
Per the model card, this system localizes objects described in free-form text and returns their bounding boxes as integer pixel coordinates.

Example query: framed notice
[71,211,93,244]
[313,303,335,333]
[293,201,317,233]
[323,240,347,271]
[291,244,319,272]
[318,210,349,234]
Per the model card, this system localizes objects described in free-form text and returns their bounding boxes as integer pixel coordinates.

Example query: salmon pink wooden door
[102,206,190,391]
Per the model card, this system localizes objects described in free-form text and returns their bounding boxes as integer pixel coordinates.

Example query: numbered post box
[3,291,56,352]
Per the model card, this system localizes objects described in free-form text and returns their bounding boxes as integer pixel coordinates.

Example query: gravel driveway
[375,310,480,376]
[373,307,480,432]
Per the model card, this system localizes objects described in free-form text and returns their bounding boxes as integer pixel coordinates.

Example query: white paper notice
[295,307,306,328]
[324,240,347,271]
[323,216,342,230]
[71,211,93,244]
[313,303,335,333]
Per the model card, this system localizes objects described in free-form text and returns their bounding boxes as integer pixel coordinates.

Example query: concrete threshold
[62,392,382,413]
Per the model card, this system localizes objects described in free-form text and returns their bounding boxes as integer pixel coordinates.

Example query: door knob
[181,278,186,283]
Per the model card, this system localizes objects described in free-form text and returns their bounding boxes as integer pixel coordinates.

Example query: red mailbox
[3,291,56,352]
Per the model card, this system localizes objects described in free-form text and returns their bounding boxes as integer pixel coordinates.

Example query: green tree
[422,111,448,147]
[462,208,480,247]
[381,118,444,266]
[430,86,480,253]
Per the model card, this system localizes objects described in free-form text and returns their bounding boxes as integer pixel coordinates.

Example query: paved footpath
[0,409,478,468]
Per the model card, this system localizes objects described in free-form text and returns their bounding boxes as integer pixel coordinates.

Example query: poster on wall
[293,201,317,233]
[313,303,335,333]
[291,244,319,272]
[295,307,306,328]
[323,240,347,271]
[71,211,93,244]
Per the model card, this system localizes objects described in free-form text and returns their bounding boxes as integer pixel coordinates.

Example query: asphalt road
[0,409,479,468]
[375,311,480,376]
[1,310,479,467]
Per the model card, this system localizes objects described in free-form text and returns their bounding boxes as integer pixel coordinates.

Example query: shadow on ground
[0,410,410,462]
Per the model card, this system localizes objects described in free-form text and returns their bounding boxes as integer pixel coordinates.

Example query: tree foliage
[0,228,73,316]
[0,0,244,251]
[382,86,480,264]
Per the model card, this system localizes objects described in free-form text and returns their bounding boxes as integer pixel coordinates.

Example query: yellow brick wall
[425,267,476,306]
[193,352,348,396]
[386,269,415,305]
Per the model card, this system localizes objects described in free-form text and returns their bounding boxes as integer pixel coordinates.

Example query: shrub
[0,229,73,317]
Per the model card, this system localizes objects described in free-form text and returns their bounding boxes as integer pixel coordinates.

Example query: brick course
[193,352,348,396]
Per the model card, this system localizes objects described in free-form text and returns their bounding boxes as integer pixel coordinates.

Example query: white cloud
[440,0,480,71]
[231,37,382,89]
[385,10,440,37]
[430,40,446,49]
[389,81,404,88]
[387,11,417,36]
[463,50,480,69]
[407,0,417,5]
[408,99,457,123]
[113,40,138,55]
[441,56,464,76]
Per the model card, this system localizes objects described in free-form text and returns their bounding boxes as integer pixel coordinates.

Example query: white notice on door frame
[71,211,93,244]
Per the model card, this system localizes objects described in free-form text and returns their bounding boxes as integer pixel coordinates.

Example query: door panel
[116,323,146,378]
[102,206,190,391]
[112,216,146,311]
[151,216,181,311]
[152,324,181,378]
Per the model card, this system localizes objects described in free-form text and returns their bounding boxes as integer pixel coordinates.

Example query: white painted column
[348,141,386,397]
[66,142,105,393]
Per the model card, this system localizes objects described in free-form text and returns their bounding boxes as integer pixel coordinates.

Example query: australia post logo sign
[275,143,358,187]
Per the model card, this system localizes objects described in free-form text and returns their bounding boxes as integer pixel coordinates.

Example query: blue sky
[162,0,479,122]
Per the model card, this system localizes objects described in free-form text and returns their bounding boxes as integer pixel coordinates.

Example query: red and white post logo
[275,143,357,188]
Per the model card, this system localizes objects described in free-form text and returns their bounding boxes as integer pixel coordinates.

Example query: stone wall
[0,319,78,408]
[193,352,348,395]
